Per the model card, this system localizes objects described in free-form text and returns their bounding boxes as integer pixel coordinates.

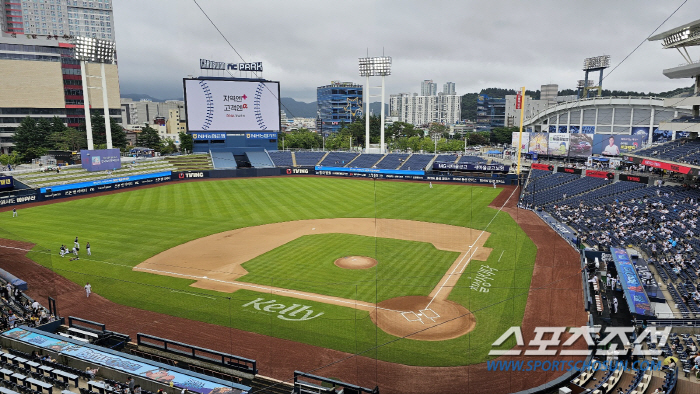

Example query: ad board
[547,133,570,156]
[568,133,593,157]
[0,176,13,190]
[80,149,122,172]
[433,162,509,172]
[511,132,529,153]
[592,135,642,156]
[184,79,281,132]
[610,247,653,316]
[528,132,548,154]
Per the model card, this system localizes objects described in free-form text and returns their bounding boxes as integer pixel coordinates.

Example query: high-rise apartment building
[390,93,460,126]
[2,0,115,41]
[420,80,437,96]
[443,82,456,95]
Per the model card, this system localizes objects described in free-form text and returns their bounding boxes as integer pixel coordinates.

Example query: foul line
[135,266,405,313]
[424,185,519,310]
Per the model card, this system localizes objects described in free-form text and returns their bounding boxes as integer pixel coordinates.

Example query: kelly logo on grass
[243,298,324,321]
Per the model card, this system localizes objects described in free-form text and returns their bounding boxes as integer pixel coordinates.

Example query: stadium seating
[318,152,359,167]
[210,152,237,169]
[398,154,434,170]
[373,153,410,169]
[345,154,385,168]
[434,154,458,164]
[294,152,326,167]
[633,138,700,165]
[267,151,293,167]
[457,155,487,164]
[245,151,275,168]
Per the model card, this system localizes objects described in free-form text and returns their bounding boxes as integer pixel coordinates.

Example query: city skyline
[112,1,697,103]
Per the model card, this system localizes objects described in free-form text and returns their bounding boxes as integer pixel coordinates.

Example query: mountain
[280,98,388,119]
[121,93,183,102]
[280,97,317,118]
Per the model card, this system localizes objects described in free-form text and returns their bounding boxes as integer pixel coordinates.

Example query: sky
[114,0,700,103]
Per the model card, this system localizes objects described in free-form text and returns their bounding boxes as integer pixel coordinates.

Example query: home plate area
[370,296,476,341]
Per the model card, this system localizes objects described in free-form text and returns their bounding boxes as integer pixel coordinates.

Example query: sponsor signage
[586,170,614,179]
[315,166,425,176]
[315,167,512,185]
[530,163,553,171]
[592,135,643,156]
[40,172,172,197]
[3,328,250,394]
[515,92,522,109]
[200,58,263,72]
[80,148,122,172]
[556,167,582,175]
[245,132,277,139]
[191,133,227,141]
[610,247,653,316]
[174,171,209,179]
[640,159,692,174]
[285,168,313,175]
[0,193,36,207]
[433,162,509,172]
[620,174,648,184]
[0,175,13,190]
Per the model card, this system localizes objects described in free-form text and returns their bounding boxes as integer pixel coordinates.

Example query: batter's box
[419,308,440,322]
[401,311,424,324]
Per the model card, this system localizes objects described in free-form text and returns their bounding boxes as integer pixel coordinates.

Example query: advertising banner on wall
[511,132,530,153]
[569,133,593,157]
[548,133,570,156]
[619,174,648,184]
[531,163,554,171]
[652,129,672,143]
[433,162,509,172]
[80,149,122,172]
[0,176,13,190]
[592,135,642,156]
[631,127,650,145]
[528,132,548,154]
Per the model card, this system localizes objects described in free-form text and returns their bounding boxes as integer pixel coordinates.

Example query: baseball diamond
[0,177,587,393]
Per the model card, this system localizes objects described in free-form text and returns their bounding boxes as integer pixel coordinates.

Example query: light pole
[359,56,392,153]
[73,36,116,150]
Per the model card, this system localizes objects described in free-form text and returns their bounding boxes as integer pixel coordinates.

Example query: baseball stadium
[2,13,700,394]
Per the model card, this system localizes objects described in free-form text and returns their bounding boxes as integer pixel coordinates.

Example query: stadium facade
[522,96,691,143]
[316,81,363,134]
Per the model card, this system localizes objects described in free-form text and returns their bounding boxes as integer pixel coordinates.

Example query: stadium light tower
[73,36,117,150]
[582,55,610,98]
[359,56,391,153]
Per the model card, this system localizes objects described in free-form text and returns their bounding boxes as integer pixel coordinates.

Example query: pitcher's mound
[370,296,475,341]
[334,256,377,269]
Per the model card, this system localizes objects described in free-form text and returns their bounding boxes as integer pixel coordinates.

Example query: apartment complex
[389,93,461,126]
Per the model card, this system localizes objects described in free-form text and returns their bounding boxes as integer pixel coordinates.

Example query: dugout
[293,371,378,394]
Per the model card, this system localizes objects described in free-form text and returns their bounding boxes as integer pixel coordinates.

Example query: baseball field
[0,176,538,367]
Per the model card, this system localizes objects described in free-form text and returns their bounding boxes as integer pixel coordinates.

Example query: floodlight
[583,55,610,71]
[73,35,115,63]
[358,56,392,77]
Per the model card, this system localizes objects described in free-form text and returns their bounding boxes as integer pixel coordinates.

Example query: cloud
[114,0,699,102]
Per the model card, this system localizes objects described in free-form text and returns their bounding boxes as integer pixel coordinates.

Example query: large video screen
[184,79,281,132]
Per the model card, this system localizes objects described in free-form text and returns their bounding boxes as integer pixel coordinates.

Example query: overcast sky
[114,0,699,103]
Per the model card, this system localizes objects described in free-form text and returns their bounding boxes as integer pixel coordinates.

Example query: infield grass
[0,177,537,366]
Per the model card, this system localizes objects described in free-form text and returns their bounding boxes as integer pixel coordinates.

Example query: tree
[387,122,420,140]
[0,152,21,167]
[161,137,177,155]
[12,116,53,160]
[83,113,128,149]
[136,125,164,152]
[178,131,193,153]
[490,127,519,145]
[279,129,322,150]
[50,127,87,151]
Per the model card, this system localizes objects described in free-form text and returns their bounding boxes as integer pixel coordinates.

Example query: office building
[0,33,120,154]
[316,81,363,133]
[475,94,505,131]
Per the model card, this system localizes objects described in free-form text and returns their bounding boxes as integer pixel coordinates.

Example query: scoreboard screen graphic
[184,79,281,132]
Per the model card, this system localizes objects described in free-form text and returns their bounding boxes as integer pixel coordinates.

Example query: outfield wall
[0,167,518,208]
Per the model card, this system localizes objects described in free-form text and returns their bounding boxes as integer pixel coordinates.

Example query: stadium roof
[648,18,700,48]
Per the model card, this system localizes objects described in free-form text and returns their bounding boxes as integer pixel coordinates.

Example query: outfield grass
[0,177,537,366]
